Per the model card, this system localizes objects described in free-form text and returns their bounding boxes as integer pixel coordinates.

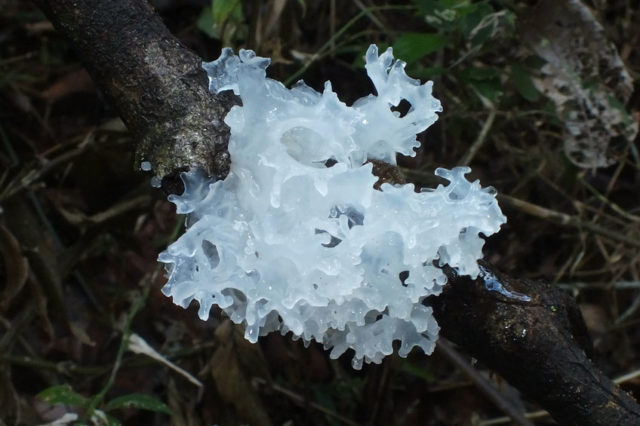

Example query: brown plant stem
[33,0,238,182]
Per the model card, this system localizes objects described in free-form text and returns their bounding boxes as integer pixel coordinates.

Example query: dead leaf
[67,321,95,347]
[54,194,152,226]
[579,303,613,352]
[520,0,637,168]
[210,320,272,426]
[128,333,203,387]
[41,69,95,101]
[24,21,54,34]
[0,225,29,311]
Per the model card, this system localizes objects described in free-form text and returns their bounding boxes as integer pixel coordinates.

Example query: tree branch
[34,0,238,182]
[432,262,640,425]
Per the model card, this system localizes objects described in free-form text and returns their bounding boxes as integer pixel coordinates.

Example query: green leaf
[37,384,87,407]
[393,33,448,64]
[104,393,172,415]
[456,66,503,102]
[412,0,476,30]
[457,66,500,81]
[524,55,547,69]
[296,0,307,16]
[312,387,339,426]
[203,0,246,44]
[411,66,447,80]
[398,358,435,381]
[92,410,121,426]
[196,6,216,39]
[470,79,503,102]
[463,6,515,48]
[212,0,242,25]
[460,2,493,38]
[105,414,122,426]
[510,64,539,102]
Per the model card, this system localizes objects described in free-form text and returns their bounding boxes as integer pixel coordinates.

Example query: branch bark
[432,262,640,425]
[34,0,640,424]
[34,0,238,182]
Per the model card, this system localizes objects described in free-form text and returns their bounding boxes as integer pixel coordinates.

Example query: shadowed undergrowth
[1,1,639,425]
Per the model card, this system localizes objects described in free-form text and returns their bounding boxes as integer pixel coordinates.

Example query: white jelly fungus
[158,45,506,369]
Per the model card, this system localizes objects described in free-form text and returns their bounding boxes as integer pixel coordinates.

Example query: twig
[478,410,550,425]
[56,193,152,226]
[128,333,202,388]
[284,4,416,86]
[330,0,336,55]
[0,305,35,353]
[83,285,149,418]
[252,377,360,426]
[459,108,496,166]
[0,131,95,202]
[0,343,215,376]
[367,358,392,426]
[436,339,534,426]
[0,355,110,376]
[616,295,640,325]
[579,177,640,224]
[614,368,640,385]
[354,0,386,31]
[0,51,38,66]
[498,194,640,249]
[556,281,640,290]
[479,368,640,425]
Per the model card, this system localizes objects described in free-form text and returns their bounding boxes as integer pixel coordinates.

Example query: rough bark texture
[34,0,238,181]
[34,0,640,424]
[432,261,640,425]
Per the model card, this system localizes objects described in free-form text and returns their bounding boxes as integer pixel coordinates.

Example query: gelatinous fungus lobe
[159,45,506,369]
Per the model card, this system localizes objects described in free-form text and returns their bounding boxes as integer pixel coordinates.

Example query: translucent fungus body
[159,45,506,369]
